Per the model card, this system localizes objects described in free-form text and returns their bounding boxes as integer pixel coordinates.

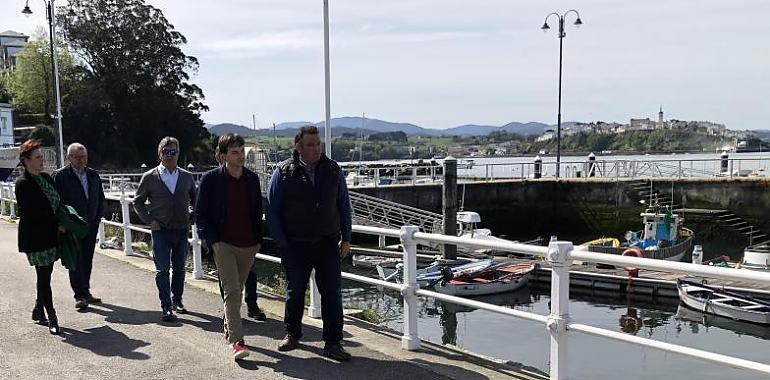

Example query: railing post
[190,224,204,280]
[120,186,134,256]
[308,269,322,318]
[9,186,15,219]
[546,240,574,380]
[378,235,386,248]
[412,167,417,186]
[400,225,420,350]
[374,169,380,188]
[1,184,6,216]
[97,218,106,248]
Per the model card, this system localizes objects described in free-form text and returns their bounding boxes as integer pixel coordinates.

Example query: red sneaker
[232,340,249,361]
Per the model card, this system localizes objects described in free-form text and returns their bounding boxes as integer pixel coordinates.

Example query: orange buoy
[621,247,645,278]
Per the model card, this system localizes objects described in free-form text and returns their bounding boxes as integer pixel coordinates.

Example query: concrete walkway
[0,220,545,380]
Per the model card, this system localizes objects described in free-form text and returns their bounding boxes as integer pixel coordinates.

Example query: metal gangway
[252,167,444,235]
[349,191,442,233]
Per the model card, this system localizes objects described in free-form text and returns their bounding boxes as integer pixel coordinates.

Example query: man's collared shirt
[298,158,318,186]
[157,164,179,194]
[74,167,89,199]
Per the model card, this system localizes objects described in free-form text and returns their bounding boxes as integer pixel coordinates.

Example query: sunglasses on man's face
[161,148,178,156]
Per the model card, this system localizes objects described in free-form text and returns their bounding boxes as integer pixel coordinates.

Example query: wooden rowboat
[434,262,539,296]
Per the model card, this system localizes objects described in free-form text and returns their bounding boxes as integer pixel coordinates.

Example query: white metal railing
[334,156,770,185]
[3,181,770,379]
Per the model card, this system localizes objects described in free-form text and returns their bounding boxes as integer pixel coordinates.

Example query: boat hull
[434,263,537,296]
[677,279,770,325]
[589,235,693,262]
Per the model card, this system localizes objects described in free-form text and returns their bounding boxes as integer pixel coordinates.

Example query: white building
[0,30,29,70]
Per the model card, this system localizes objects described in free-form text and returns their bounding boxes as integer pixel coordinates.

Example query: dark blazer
[15,172,59,253]
[53,165,106,224]
[195,166,263,247]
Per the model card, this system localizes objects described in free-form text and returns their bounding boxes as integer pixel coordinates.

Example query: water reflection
[675,305,770,341]
[427,288,535,345]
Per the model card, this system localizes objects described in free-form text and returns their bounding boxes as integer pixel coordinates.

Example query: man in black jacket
[267,125,352,361]
[196,133,263,360]
[53,142,106,310]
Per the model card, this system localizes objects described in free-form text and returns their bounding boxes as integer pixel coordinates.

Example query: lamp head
[21,2,33,17]
[574,18,583,28]
[541,22,550,32]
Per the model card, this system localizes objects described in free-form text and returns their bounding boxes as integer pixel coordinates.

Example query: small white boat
[677,279,770,325]
[740,244,770,271]
[434,262,538,296]
[351,254,400,268]
[376,258,496,287]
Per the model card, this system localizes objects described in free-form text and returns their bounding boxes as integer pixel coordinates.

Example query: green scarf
[32,174,88,270]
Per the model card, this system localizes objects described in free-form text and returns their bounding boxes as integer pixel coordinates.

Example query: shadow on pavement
[60,326,150,360]
[244,345,489,380]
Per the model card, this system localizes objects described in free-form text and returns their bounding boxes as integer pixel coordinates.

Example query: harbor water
[250,259,770,380]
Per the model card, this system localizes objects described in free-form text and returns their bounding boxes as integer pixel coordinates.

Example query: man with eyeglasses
[53,142,106,310]
[133,136,197,322]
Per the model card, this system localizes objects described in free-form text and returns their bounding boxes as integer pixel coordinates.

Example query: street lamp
[323,0,332,157]
[21,0,66,168]
[541,10,582,179]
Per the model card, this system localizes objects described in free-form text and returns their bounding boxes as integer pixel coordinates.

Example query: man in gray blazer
[133,136,196,322]
[53,142,106,310]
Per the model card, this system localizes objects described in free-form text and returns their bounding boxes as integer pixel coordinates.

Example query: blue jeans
[281,237,343,344]
[151,228,189,309]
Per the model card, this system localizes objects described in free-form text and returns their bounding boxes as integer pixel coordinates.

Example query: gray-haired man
[133,137,196,322]
[53,142,106,310]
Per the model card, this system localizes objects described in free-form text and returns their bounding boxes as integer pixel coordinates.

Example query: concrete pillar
[534,155,543,179]
[587,152,596,177]
[442,156,457,260]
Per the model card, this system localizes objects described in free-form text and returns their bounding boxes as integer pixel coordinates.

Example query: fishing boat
[588,207,694,262]
[376,258,496,287]
[434,262,538,296]
[677,279,770,325]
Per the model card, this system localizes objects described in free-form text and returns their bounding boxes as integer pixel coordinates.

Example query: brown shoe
[277,335,299,352]
[75,299,88,309]
[323,343,351,361]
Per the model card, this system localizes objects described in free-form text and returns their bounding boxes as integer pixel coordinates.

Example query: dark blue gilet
[277,153,341,241]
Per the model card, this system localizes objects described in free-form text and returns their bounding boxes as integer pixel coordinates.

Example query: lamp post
[22,0,65,168]
[541,10,582,179]
[323,0,332,157]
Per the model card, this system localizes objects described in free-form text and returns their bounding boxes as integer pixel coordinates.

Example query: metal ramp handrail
[253,168,443,234]
[349,191,442,233]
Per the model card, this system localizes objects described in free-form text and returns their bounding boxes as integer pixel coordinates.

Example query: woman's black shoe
[48,314,60,335]
[32,301,47,325]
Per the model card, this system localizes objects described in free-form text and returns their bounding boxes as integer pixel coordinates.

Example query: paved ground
[0,220,545,380]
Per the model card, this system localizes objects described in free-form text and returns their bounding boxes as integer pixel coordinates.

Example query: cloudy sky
[3,0,769,130]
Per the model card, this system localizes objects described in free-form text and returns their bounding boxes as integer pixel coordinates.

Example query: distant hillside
[502,122,550,136]
[208,123,257,136]
[208,117,557,137]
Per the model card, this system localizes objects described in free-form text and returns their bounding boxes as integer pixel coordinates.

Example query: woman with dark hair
[15,139,65,334]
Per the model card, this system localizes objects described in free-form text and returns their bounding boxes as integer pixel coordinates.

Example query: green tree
[7,28,82,116]
[29,125,56,146]
[58,0,211,167]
